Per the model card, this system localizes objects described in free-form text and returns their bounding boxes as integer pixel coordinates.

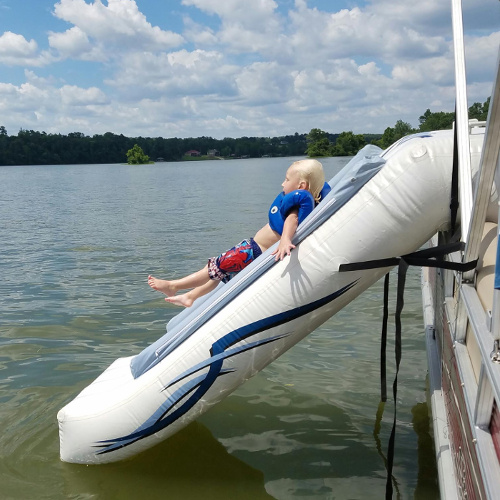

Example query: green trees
[376,120,415,149]
[417,98,489,134]
[418,110,454,132]
[305,128,333,157]
[0,129,308,166]
[306,129,366,157]
[332,131,366,156]
[0,126,7,166]
[468,97,489,121]
[126,144,150,164]
[377,97,491,149]
[0,95,491,166]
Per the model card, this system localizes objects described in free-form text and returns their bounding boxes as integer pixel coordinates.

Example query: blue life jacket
[268,182,331,235]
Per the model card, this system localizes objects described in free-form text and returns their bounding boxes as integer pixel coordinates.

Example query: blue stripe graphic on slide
[95,280,358,454]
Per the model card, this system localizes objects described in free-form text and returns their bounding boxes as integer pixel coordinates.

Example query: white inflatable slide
[58,128,485,464]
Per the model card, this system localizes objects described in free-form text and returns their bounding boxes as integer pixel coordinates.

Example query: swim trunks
[208,238,262,283]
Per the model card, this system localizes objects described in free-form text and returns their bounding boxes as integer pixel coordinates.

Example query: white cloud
[288,5,449,67]
[0,31,52,66]
[235,62,292,105]
[0,70,111,132]
[60,85,108,106]
[182,0,278,25]
[182,0,284,53]
[365,0,499,36]
[107,49,238,101]
[0,0,497,139]
[0,81,49,114]
[0,82,18,111]
[366,0,450,36]
[392,55,454,88]
[51,0,185,60]
[392,30,500,90]
[182,17,218,46]
[0,31,37,57]
[48,26,96,60]
[465,31,500,82]
[167,48,219,69]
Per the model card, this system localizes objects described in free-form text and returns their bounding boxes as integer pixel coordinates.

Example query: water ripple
[0,160,437,499]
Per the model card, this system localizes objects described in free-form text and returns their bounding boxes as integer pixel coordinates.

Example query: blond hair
[290,159,325,203]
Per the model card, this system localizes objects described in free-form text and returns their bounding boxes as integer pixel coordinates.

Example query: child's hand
[273,209,299,261]
[272,238,295,261]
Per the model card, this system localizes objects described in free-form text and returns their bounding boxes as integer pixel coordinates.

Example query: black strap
[339,242,477,499]
[403,242,477,271]
[380,274,389,402]
[373,400,401,497]
[385,259,408,499]
[338,241,476,274]
[450,104,460,234]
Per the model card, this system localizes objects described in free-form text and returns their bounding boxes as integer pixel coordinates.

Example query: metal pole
[451,0,473,242]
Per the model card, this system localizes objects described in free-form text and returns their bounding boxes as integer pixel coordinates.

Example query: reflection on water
[62,423,274,500]
[0,159,438,499]
[412,401,439,500]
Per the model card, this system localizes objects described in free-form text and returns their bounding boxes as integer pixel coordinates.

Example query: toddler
[148,159,329,307]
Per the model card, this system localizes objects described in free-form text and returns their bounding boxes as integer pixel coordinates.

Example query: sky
[0,0,498,139]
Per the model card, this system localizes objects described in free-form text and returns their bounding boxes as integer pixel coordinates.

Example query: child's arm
[272,208,299,261]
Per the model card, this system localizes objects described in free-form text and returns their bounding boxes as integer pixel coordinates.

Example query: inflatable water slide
[58,128,486,464]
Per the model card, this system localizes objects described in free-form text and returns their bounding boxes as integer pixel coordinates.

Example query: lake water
[0,157,438,499]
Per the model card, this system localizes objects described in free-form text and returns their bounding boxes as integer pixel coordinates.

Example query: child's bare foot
[148,275,177,297]
[165,293,194,308]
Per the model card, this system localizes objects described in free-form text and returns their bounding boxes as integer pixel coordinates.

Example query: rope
[339,242,477,498]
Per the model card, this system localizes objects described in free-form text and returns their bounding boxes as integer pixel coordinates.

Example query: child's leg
[148,265,211,296]
[165,279,219,308]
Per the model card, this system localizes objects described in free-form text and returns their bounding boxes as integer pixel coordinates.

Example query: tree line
[0,97,489,166]
[305,97,490,157]
[375,97,489,150]
[0,127,380,166]
[0,128,311,166]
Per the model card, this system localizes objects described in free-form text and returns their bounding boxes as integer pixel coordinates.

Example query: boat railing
[442,44,500,498]
[463,51,500,342]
